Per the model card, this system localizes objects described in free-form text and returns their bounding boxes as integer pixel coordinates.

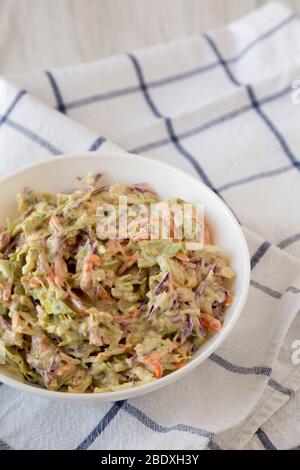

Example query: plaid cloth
[1,1,300,450]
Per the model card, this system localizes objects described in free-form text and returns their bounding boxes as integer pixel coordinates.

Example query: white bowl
[0,151,250,401]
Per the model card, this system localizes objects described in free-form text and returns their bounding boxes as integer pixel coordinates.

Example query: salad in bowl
[0,172,234,393]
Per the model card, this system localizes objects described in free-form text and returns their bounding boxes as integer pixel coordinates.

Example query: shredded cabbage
[0,173,234,393]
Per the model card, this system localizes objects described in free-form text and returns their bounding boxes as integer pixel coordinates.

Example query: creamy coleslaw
[0,173,234,393]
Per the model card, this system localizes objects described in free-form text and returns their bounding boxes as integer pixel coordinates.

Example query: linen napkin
[0,1,300,450]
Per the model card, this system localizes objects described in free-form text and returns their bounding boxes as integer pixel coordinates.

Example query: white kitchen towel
[0,1,300,450]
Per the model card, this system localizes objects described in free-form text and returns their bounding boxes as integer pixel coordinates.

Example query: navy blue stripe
[130,136,171,154]
[144,61,220,88]
[64,62,221,111]
[88,136,106,151]
[256,427,277,450]
[63,14,295,111]
[65,84,141,110]
[226,14,296,64]
[123,402,213,439]
[203,33,241,87]
[0,90,26,128]
[128,54,221,196]
[130,84,290,154]
[210,354,294,397]
[260,85,291,106]
[45,71,66,114]
[250,280,282,299]
[201,31,300,180]
[287,286,300,294]
[278,232,300,249]
[173,104,252,141]
[132,95,295,196]
[127,53,163,119]
[251,280,300,298]
[207,440,222,450]
[0,439,13,450]
[268,378,295,398]
[246,85,300,170]
[76,401,125,450]
[217,164,295,193]
[127,54,294,216]
[2,117,62,155]
[129,85,293,201]
[130,103,252,155]
[165,118,217,192]
[209,353,272,376]
[251,241,271,270]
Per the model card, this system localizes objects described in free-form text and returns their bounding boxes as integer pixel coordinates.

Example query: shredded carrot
[83,254,101,272]
[117,264,127,275]
[225,292,233,307]
[50,215,62,233]
[200,313,222,331]
[47,272,56,287]
[133,308,141,318]
[127,253,138,265]
[83,264,91,273]
[66,238,77,246]
[170,218,175,239]
[30,277,41,289]
[204,222,212,245]
[56,363,74,377]
[106,239,124,254]
[114,308,141,322]
[117,253,139,275]
[132,233,148,243]
[88,254,101,266]
[40,258,56,286]
[142,351,164,379]
[152,361,163,379]
[175,253,190,262]
[175,358,187,369]
[144,356,163,379]
[114,315,131,322]
[97,284,113,302]
[12,313,21,331]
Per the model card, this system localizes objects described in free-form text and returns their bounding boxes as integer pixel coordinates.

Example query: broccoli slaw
[0,173,234,393]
